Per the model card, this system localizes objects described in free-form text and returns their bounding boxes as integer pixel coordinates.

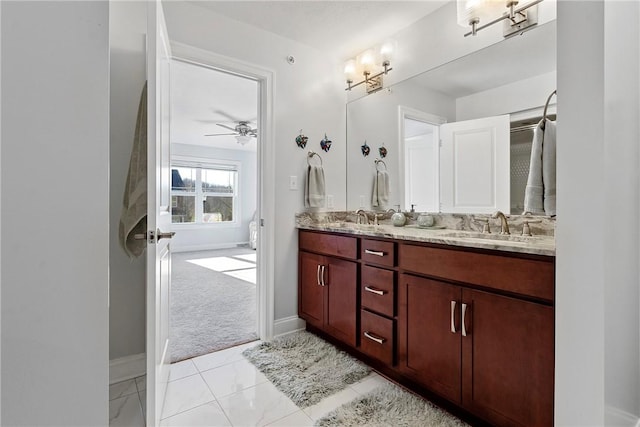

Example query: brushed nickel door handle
[364,286,386,296]
[364,249,385,257]
[451,301,457,333]
[363,331,386,344]
[316,265,321,286]
[462,303,468,337]
[157,230,176,240]
[320,265,326,286]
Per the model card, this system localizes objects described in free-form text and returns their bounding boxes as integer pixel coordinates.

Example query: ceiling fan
[205,121,258,145]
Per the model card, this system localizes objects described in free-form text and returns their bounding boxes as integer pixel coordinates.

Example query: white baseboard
[172,241,250,253]
[605,405,640,426]
[110,353,146,385]
[274,316,305,337]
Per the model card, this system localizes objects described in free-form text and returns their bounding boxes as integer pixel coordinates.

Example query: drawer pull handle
[364,249,385,257]
[316,265,321,286]
[364,331,386,344]
[462,303,468,337]
[364,286,386,296]
[451,301,457,333]
[320,265,326,287]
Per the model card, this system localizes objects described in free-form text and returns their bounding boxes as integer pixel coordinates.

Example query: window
[171,162,238,224]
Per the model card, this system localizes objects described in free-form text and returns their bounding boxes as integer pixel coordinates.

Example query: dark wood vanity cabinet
[298,232,358,346]
[397,243,554,426]
[298,229,555,427]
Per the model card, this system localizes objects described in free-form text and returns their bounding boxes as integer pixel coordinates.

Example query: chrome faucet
[355,209,369,225]
[491,211,510,235]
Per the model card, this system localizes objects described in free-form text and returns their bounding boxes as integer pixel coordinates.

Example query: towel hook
[307,151,323,167]
[542,90,556,130]
[374,158,387,171]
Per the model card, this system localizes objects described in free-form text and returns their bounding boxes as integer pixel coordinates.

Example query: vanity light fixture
[457,0,542,37]
[344,41,394,94]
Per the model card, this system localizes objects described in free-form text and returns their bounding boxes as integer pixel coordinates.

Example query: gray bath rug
[242,331,370,408]
[316,383,468,427]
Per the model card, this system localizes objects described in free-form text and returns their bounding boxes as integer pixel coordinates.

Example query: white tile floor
[109,341,394,427]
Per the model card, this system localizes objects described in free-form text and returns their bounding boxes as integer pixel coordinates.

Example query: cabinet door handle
[364,286,386,296]
[451,301,457,333]
[364,249,385,257]
[316,265,321,286]
[462,303,468,337]
[320,265,326,286]
[364,331,386,344]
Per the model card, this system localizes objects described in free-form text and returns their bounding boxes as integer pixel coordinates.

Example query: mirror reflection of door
[403,117,439,212]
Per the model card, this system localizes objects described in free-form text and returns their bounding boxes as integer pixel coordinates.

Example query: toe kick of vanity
[298,228,555,427]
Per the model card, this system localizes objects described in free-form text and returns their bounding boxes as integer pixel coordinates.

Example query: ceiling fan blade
[204,132,237,137]
[213,110,242,123]
[216,123,238,132]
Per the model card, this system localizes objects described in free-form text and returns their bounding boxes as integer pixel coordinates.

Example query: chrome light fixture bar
[345,61,393,93]
[459,0,543,37]
[345,42,395,94]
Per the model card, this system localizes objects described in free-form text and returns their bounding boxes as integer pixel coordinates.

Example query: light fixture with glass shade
[235,134,252,145]
[457,0,542,37]
[345,41,395,94]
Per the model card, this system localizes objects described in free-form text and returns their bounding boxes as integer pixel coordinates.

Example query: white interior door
[440,115,510,214]
[146,1,172,425]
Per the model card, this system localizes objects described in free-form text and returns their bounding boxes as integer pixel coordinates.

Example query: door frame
[169,41,276,340]
[397,106,447,211]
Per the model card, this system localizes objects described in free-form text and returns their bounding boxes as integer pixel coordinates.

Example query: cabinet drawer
[399,244,554,302]
[360,309,394,365]
[361,239,395,267]
[299,230,357,260]
[361,265,395,317]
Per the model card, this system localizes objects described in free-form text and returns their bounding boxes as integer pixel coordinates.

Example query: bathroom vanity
[297,217,555,427]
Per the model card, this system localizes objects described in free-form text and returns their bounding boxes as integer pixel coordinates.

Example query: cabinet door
[397,274,462,404]
[298,251,324,329]
[461,289,554,426]
[325,257,357,346]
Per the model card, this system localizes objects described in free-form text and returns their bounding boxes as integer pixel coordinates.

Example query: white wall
[1,1,109,425]
[456,71,557,121]
[162,2,346,322]
[556,1,640,425]
[109,0,147,361]
[346,81,454,211]
[170,143,257,252]
[603,0,640,423]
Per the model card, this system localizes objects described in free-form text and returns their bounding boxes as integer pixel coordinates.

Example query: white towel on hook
[524,118,556,216]
[305,165,326,208]
[372,170,390,207]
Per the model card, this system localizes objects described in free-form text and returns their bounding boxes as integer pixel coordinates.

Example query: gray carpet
[316,383,468,427]
[242,331,371,408]
[169,247,258,363]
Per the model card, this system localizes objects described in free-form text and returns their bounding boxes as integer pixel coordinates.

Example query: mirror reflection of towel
[372,170,389,207]
[305,165,326,208]
[524,119,556,216]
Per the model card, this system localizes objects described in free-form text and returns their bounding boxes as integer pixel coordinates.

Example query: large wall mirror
[346,20,556,215]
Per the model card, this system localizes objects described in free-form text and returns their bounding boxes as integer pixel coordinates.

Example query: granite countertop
[296,213,556,257]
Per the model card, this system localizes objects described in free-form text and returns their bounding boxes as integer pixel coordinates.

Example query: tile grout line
[195,368,235,426]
